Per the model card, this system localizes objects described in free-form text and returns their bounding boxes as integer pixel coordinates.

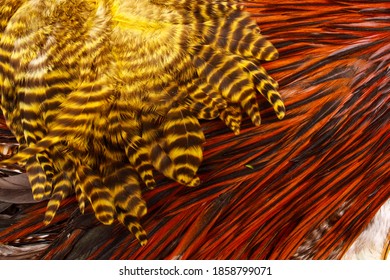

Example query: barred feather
[44,172,72,224]
[220,103,243,134]
[103,163,148,245]
[75,163,116,225]
[161,106,205,186]
[188,79,228,112]
[25,155,51,201]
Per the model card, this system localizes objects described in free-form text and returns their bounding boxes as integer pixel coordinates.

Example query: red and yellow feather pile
[0,0,389,259]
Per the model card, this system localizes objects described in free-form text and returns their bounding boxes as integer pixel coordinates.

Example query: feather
[0,174,34,204]
[160,106,205,186]
[75,163,115,225]
[187,78,228,115]
[103,163,148,245]
[25,156,50,201]
[43,171,72,225]
[219,103,243,134]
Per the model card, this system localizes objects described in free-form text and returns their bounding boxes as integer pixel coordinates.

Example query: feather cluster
[0,0,284,244]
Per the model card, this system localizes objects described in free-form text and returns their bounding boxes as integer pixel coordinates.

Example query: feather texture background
[0,0,389,259]
[0,0,285,245]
